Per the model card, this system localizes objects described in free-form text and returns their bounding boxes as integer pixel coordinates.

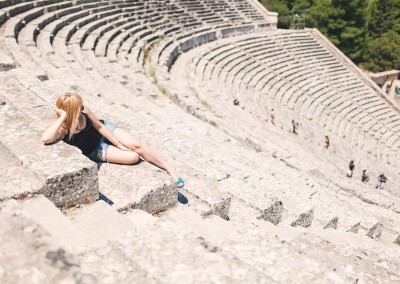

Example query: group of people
[347,160,387,189]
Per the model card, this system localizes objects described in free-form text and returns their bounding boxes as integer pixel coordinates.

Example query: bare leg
[106,145,140,164]
[113,128,177,178]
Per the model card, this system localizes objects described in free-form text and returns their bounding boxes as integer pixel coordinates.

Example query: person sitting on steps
[42,92,184,188]
[361,169,369,183]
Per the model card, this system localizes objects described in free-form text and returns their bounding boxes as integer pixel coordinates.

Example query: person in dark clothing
[292,120,298,134]
[42,92,184,188]
[376,173,387,189]
[347,160,355,178]
[361,170,369,182]
[325,136,330,149]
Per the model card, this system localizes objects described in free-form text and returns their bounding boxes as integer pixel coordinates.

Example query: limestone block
[202,197,231,221]
[180,31,217,52]
[110,218,271,283]
[0,50,15,71]
[220,25,254,38]
[69,200,136,247]
[348,222,361,234]
[0,143,42,201]
[98,162,177,215]
[366,223,383,240]
[0,200,95,284]
[290,208,314,228]
[0,95,99,209]
[257,200,283,225]
[181,175,232,220]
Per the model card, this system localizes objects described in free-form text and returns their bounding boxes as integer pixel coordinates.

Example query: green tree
[259,0,292,28]
[308,0,367,62]
[367,0,400,38]
[361,31,400,72]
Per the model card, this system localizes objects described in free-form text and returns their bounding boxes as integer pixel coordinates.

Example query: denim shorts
[88,120,117,162]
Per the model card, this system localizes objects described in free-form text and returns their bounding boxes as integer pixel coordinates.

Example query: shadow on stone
[178,192,188,204]
[290,208,314,228]
[323,216,338,230]
[202,197,231,221]
[99,193,114,206]
[257,200,283,225]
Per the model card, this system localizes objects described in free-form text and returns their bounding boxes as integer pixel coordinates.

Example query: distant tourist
[42,93,184,188]
[292,120,299,134]
[361,170,369,183]
[376,173,387,189]
[233,91,240,106]
[270,109,275,125]
[347,160,355,178]
[325,136,330,149]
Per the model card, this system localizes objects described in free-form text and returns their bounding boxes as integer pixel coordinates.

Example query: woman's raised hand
[55,108,67,120]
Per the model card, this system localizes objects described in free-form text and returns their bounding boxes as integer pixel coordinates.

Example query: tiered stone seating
[1,0,400,281]
[185,31,400,155]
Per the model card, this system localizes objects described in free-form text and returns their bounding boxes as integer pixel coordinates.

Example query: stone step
[0,49,15,71]
[0,198,97,284]
[18,195,90,252]
[98,162,178,215]
[0,77,98,210]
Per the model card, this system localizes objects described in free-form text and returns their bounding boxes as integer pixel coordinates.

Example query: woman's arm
[42,109,68,144]
[83,106,129,150]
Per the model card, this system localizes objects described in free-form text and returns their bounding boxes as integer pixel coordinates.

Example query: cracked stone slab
[180,175,232,220]
[0,50,15,71]
[366,223,383,240]
[98,162,178,215]
[0,94,98,209]
[0,200,95,283]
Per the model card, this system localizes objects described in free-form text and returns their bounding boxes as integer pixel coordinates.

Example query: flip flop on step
[177,177,185,188]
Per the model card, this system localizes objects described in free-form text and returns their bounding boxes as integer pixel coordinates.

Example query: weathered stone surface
[0,200,95,284]
[258,200,283,225]
[0,92,99,209]
[348,222,361,234]
[366,222,383,240]
[0,143,43,201]
[99,162,177,215]
[290,209,314,228]
[179,175,232,220]
[202,197,231,220]
[324,216,338,230]
[0,50,15,71]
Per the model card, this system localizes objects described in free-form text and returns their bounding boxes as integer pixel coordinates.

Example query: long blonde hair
[56,92,83,140]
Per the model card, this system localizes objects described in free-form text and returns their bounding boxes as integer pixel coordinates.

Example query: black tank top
[63,113,101,155]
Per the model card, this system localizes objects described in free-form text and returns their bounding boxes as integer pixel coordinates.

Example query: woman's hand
[117,142,131,151]
[55,108,67,120]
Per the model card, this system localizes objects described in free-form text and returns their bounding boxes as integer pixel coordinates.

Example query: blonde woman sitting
[42,92,184,188]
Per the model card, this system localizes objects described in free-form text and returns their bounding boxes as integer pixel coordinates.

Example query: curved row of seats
[1,0,400,246]
[190,31,400,156]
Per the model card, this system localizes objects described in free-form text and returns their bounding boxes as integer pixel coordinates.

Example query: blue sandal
[177,177,185,188]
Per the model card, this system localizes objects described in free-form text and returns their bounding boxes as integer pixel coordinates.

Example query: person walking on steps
[376,173,387,189]
[42,92,184,188]
[347,160,355,178]
[292,120,299,134]
[325,135,330,149]
[233,91,240,106]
